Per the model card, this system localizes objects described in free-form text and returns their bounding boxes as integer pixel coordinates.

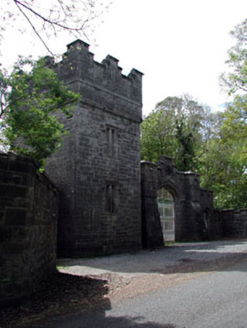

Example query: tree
[141,107,177,163]
[185,19,247,209]
[212,95,247,209]
[220,18,247,95]
[220,95,247,160]
[1,0,111,55]
[201,135,247,209]
[0,57,80,169]
[141,95,212,172]
[175,119,195,172]
[196,112,223,185]
[206,18,247,209]
[220,19,247,152]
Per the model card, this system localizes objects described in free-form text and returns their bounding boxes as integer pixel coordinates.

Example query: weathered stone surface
[221,209,247,238]
[5,208,26,225]
[45,40,143,257]
[0,153,58,306]
[141,156,216,247]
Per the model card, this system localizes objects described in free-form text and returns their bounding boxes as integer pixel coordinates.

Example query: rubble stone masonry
[0,153,58,306]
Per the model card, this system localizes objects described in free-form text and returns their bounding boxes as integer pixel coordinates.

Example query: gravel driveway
[57,239,247,278]
[56,239,247,304]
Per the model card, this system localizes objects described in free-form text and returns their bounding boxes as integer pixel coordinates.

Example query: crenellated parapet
[50,40,143,119]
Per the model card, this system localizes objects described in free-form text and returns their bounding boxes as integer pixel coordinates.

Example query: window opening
[106,184,116,213]
[107,127,116,157]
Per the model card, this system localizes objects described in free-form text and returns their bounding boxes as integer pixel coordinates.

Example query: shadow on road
[0,271,109,328]
[42,304,178,328]
[13,286,178,328]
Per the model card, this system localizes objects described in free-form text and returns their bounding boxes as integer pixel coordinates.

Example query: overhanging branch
[14,0,53,55]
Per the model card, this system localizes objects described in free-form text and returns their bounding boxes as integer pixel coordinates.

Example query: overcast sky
[1,0,247,116]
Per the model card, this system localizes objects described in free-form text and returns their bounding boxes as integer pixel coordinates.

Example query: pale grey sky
[2,0,247,115]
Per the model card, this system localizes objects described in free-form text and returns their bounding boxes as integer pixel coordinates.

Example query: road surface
[40,240,247,328]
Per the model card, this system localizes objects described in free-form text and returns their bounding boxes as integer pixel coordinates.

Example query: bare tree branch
[0,1,111,58]
[14,0,90,33]
[14,1,53,55]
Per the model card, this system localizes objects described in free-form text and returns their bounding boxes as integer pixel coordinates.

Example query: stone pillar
[141,161,164,248]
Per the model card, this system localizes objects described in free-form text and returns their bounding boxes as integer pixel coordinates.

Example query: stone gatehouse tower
[46,40,143,257]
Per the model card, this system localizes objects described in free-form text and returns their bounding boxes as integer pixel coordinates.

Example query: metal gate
[157,187,175,242]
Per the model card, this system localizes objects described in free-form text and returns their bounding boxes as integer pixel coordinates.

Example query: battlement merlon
[55,39,143,105]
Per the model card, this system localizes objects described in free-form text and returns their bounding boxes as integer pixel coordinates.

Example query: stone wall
[141,156,216,247]
[0,153,58,306]
[221,209,247,238]
[212,210,223,239]
[45,40,143,256]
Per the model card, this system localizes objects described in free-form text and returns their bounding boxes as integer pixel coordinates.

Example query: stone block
[0,184,28,199]
[5,208,26,225]
[3,242,29,254]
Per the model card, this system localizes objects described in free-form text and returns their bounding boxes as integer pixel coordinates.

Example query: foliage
[220,18,247,95]
[205,140,247,209]
[1,0,111,54]
[198,19,247,209]
[0,57,80,170]
[220,19,247,157]
[140,91,247,209]
[141,109,177,163]
[221,96,247,159]
[175,119,195,172]
[141,95,212,172]
[210,18,247,209]
[210,96,247,209]
[198,133,247,209]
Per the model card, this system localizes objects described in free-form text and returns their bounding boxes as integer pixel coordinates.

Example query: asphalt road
[45,254,247,328]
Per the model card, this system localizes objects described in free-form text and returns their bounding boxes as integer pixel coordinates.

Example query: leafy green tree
[0,57,80,169]
[206,18,247,209]
[141,95,212,171]
[175,119,195,171]
[212,96,247,209]
[221,95,247,160]
[198,135,245,209]
[141,107,177,163]
[196,112,223,185]
[220,18,247,95]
